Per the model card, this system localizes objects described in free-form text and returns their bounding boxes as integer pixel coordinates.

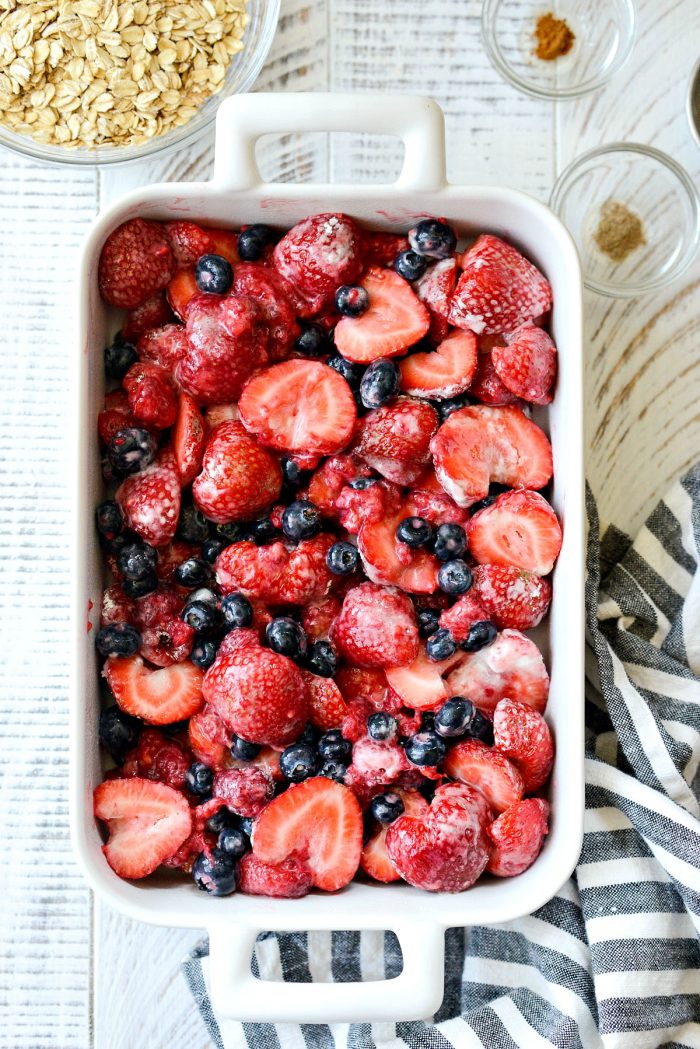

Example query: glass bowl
[0,0,279,167]
[550,143,700,298]
[481,0,636,100]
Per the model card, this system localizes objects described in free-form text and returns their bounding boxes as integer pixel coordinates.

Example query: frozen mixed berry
[367,712,398,741]
[425,627,457,662]
[249,516,279,545]
[221,592,253,629]
[404,730,446,767]
[394,250,428,281]
[218,825,249,859]
[95,500,124,544]
[408,218,457,259]
[231,735,260,761]
[295,322,329,357]
[107,427,156,476]
[434,697,475,738]
[122,572,158,599]
[281,500,321,541]
[433,523,467,562]
[266,617,309,662]
[438,559,473,595]
[104,334,138,380]
[181,600,220,634]
[174,557,211,589]
[335,284,369,316]
[461,620,498,652]
[327,353,364,390]
[435,392,472,422]
[359,358,400,410]
[201,536,227,563]
[190,639,219,669]
[320,760,347,782]
[117,540,157,581]
[192,849,237,896]
[417,607,441,638]
[95,622,141,658]
[371,791,405,824]
[194,253,233,295]
[238,223,275,261]
[185,762,214,798]
[317,729,352,764]
[396,516,434,548]
[305,639,337,678]
[98,704,140,764]
[326,540,359,576]
[279,742,319,782]
[177,505,210,544]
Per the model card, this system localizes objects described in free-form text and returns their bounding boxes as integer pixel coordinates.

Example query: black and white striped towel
[183,469,700,1049]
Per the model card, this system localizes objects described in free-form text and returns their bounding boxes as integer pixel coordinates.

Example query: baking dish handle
[207,919,445,1023]
[213,92,447,192]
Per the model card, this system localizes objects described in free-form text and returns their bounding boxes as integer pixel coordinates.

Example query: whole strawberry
[123,361,178,429]
[203,645,307,747]
[192,421,282,524]
[98,219,176,309]
[116,464,181,546]
[272,213,363,315]
[355,397,439,485]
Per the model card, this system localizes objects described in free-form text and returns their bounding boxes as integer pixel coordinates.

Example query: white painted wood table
[1,0,700,1045]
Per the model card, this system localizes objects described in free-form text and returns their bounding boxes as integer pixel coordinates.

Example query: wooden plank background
[1,0,699,1045]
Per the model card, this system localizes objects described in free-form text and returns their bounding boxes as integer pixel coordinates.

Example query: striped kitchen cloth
[183,469,700,1049]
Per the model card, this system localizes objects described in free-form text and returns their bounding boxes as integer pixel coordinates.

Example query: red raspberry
[203,646,307,747]
[487,798,550,877]
[137,323,189,371]
[123,361,177,429]
[192,421,282,524]
[116,464,181,546]
[122,728,192,791]
[212,767,274,817]
[121,292,175,342]
[101,584,136,627]
[355,398,439,485]
[232,262,300,360]
[272,213,363,315]
[385,782,492,892]
[438,591,489,642]
[98,219,175,309]
[139,617,194,667]
[215,535,334,605]
[347,735,411,787]
[237,853,313,898]
[188,704,231,767]
[471,564,552,630]
[301,594,341,639]
[307,455,370,515]
[336,480,401,534]
[331,582,419,668]
[176,294,269,406]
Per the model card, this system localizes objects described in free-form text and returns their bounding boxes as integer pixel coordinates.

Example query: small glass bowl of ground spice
[481,0,636,99]
[550,143,700,297]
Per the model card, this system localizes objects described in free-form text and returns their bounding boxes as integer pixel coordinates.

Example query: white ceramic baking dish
[71,92,584,1025]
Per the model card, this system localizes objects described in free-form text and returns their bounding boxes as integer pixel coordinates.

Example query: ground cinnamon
[534,12,575,61]
[593,201,646,263]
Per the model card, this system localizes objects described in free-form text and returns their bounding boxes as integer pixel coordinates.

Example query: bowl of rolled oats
[0,0,279,164]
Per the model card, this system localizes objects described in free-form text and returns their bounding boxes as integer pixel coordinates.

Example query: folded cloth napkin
[183,470,700,1049]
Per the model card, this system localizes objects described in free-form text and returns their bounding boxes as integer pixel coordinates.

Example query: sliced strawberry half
[445,628,549,716]
[104,655,204,724]
[471,564,552,630]
[430,404,553,507]
[492,323,557,405]
[173,391,206,486]
[385,643,463,710]
[468,490,562,575]
[360,789,429,883]
[252,777,363,891]
[334,267,430,363]
[399,329,477,400]
[443,739,523,814]
[302,671,350,731]
[487,797,550,877]
[94,777,192,879]
[238,360,357,456]
[167,269,199,320]
[493,697,554,793]
[449,234,552,336]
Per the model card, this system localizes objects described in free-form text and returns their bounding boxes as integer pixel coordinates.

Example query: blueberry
[436,394,471,422]
[98,704,140,764]
[194,253,233,295]
[238,816,254,837]
[317,729,352,763]
[122,572,158,599]
[95,622,141,658]
[434,696,475,738]
[117,540,157,581]
[438,559,473,595]
[359,358,400,409]
[470,484,511,513]
[216,522,253,543]
[469,707,494,745]
[367,712,398,741]
[107,426,156,476]
[217,826,249,859]
[206,807,237,834]
[190,638,218,669]
[421,711,436,731]
[417,607,441,638]
[188,587,219,608]
[221,592,253,629]
[404,730,446,767]
[104,334,138,380]
[192,849,237,896]
[177,505,210,544]
[185,761,214,797]
[335,284,369,317]
[181,600,220,634]
[295,323,328,357]
[371,791,405,824]
[95,500,124,544]
[298,722,318,747]
[305,639,337,678]
[396,516,434,548]
[319,760,347,782]
[327,353,365,391]
[249,516,279,545]
[174,557,211,589]
[231,735,260,761]
[280,457,306,490]
[281,500,321,541]
[201,536,228,563]
[408,219,457,259]
[348,477,378,490]
[326,540,359,576]
[238,223,275,261]
[433,523,467,562]
[394,250,428,281]
[266,617,308,661]
[425,627,457,662]
[279,742,319,782]
[461,620,498,652]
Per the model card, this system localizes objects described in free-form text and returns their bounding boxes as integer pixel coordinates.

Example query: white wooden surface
[1,0,700,1045]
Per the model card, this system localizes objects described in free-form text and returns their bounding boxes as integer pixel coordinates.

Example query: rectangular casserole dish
[71,92,584,1024]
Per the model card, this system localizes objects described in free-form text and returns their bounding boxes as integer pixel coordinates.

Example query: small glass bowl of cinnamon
[550,144,700,297]
[481,0,637,99]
